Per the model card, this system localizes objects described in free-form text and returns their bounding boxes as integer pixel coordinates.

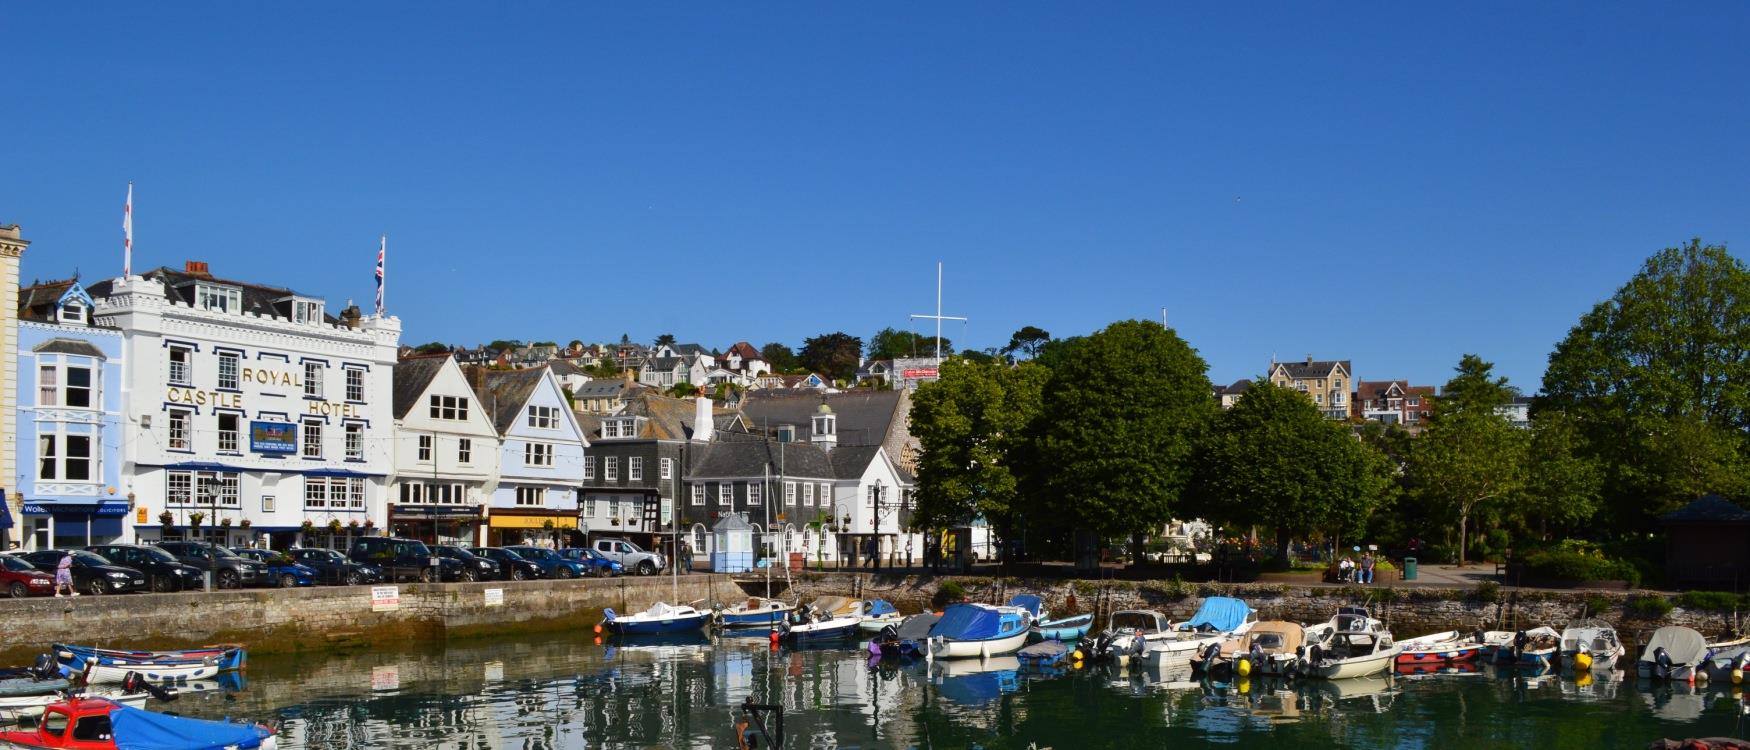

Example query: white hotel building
[88,261,401,548]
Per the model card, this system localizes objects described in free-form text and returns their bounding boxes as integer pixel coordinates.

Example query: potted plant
[220,517,233,528]
[189,511,206,527]
[240,519,252,529]
[348,519,361,529]
[300,519,315,533]
[158,511,174,527]
[364,519,376,530]
[327,519,344,535]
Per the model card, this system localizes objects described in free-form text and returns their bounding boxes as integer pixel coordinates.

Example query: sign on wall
[370,585,400,612]
[484,588,504,607]
[249,421,297,453]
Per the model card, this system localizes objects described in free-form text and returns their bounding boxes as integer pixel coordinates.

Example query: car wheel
[279,574,296,588]
[558,566,575,579]
[150,575,174,593]
[217,570,240,590]
[511,567,527,581]
[8,582,27,598]
[461,568,478,583]
[637,561,656,576]
[84,579,105,596]
[418,567,435,583]
[343,571,362,586]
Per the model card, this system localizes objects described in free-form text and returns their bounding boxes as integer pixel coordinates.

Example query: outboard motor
[1306,644,1324,666]
[1652,646,1672,680]
[29,654,57,680]
[1199,642,1222,670]
[120,671,177,702]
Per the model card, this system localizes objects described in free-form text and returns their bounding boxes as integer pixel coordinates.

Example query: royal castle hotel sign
[88,262,400,547]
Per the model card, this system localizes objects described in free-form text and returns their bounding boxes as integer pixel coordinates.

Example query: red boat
[0,696,275,749]
[1394,631,1483,665]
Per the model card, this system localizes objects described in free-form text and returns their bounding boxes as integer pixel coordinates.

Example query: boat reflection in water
[929,656,1020,705]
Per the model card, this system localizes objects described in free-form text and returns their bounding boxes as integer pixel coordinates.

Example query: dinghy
[926,602,1033,660]
[1638,626,1710,682]
[1559,620,1624,673]
[1490,626,1561,667]
[1031,613,1095,642]
[600,602,712,635]
[0,696,276,750]
[782,598,863,643]
[54,644,245,685]
[1395,631,1483,666]
[714,597,793,628]
[856,600,905,633]
[1083,610,1175,666]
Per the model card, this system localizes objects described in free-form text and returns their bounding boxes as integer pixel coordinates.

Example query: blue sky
[3,3,1746,391]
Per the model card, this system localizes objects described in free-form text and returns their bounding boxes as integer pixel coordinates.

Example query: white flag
[122,183,133,277]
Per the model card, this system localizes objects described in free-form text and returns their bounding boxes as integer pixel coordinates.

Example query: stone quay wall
[0,575,745,664]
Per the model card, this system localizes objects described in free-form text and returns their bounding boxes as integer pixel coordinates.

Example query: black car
[153,541,269,589]
[85,544,204,593]
[431,545,499,582]
[347,537,444,583]
[288,548,381,586]
[17,549,148,596]
[468,547,542,581]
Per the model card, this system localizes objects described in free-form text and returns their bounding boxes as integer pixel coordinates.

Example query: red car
[0,553,55,597]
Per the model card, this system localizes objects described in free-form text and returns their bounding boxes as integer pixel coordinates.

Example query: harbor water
[155,630,1749,749]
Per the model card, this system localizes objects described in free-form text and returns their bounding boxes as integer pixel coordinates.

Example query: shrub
[1582,594,1613,616]
[1675,591,1745,611]
[1468,581,1502,603]
[1162,575,1190,600]
[932,580,967,610]
[1626,595,1673,619]
[1520,548,1639,584]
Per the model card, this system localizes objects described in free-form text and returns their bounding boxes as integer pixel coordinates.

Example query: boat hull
[786,617,862,641]
[1307,649,1399,680]
[0,691,147,723]
[717,610,789,628]
[605,613,711,635]
[1031,615,1094,642]
[928,630,1029,660]
[858,614,906,633]
[1396,644,1481,665]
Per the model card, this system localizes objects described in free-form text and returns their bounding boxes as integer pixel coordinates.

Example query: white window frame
[786,481,797,506]
[197,284,240,313]
[304,362,324,398]
[344,422,364,460]
[345,369,365,402]
[301,420,322,458]
[803,482,814,507]
[170,470,239,507]
[527,405,559,429]
[217,351,240,391]
[168,346,193,386]
[293,299,323,325]
[417,435,432,462]
[691,484,705,506]
[167,408,192,451]
[515,487,544,507]
[718,483,732,506]
[458,438,473,464]
[525,442,554,467]
[429,395,469,420]
[583,456,595,481]
[57,300,87,324]
[660,458,673,480]
[748,483,762,506]
[38,360,97,409]
[629,456,643,481]
[217,413,240,453]
[36,430,94,482]
[820,483,831,506]
[604,456,618,482]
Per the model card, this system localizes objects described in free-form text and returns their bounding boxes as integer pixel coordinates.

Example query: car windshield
[515,548,556,561]
[72,551,110,565]
[586,549,608,561]
[1,556,35,572]
[138,548,178,563]
[302,550,339,562]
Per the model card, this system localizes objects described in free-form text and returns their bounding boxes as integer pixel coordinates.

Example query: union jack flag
[374,236,385,315]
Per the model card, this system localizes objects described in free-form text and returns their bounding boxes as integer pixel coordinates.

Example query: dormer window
[197,284,241,313]
[776,425,796,443]
[292,299,324,325]
[56,301,87,324]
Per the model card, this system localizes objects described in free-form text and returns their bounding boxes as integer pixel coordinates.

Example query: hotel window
[36,433,93,481]
[301,420,322,458]
[417,435,432,462]
[293,299,323,325]
[458,438,472,464]
[168,470,239,507]
[345,369,365,402]
[167,408,192,451]
[166,471,193,505]
[217,352,240,390]
[691,484,705,505]
[660,458,673,480]
[605,457,618,481]
[525,442,554,467]
[168,346,192,386]
[197,284,240,313]
[583,456,595,480]
[718,484,732,505]
[528,406,559,429]
[304,478,328,509]
[306,476,365,510]
[38,362,96,408]
[429,395,469,421]
[803,482,814,506]
[304,362,323,398]
[748,483,763,506]
[516,487,544,507]
[217,413,240,453]
[785,481,797,506]
[344,422,364,460]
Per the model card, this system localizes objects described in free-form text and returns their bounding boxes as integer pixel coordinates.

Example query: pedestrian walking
[904,536,914,569]
[677,539,692,575]
[54,551,78,598]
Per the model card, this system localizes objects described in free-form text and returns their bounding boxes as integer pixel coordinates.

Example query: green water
[161,631,1749,749]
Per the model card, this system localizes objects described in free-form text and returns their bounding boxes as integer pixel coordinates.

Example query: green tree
[1518,411,1604,538]
[911,359,1048,540]
[1035,320,1214,557]
[1406,355,1526,566]
[412,341,450,355]
[799,332,863,382]
[486,339,522,352]
[760,342,800,373]
[1187,381,1393,564]
[567,339,585,351]
[958,348,999,365]
[867,327,950,361]
[654,333,677,348]
[1003,326,1052,359]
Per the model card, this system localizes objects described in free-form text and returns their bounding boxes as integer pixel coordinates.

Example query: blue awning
[155,461,251,473]
[0,490,12,529]
[301,468,386,479]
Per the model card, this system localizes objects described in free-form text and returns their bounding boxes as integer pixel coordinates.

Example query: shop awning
[301,468,387,479]
[154,461,252,473]
[490,515,578,530]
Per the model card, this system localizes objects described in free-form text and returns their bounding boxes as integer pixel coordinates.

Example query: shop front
[388,504,485,546]
[486,510,577,548]
[23,499,130,548]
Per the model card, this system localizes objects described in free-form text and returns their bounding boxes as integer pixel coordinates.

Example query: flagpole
[375,235,387,316]
[122,182,133,279]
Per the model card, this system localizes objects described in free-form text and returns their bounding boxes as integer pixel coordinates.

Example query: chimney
[339,304,362,329]
[811,403,838,452]
[692,390,713,443]
[184,261,211,277]
[1306,353,1314,366]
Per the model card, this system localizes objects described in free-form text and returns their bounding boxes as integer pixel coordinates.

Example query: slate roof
[742,390,905,447]
[828,445,884,481]
[725,341,762,363]
[32,338,106,357]
[1271,359,1353,379]
[687,435,837,480]
[393,355,449,420]
[575,379,643,399]
[87,266,338,324]
[673,343,710,356]
[1213,379,1252,396]
[546,360,585,377]
[471,367,547,435]
[1660,495,1750,524]
[17,279,79,323]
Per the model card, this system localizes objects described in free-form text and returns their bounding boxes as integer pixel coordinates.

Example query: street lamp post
[199,477,218,591]
[871,479,884,572]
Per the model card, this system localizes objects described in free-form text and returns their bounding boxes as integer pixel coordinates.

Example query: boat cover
[930,604,1015,641]
[1008,595,1043,617]
[1182,597,1253,632]
[866,600,898,617]
[0,676,70,698]
[896,613,941,641]
[1241,621,1304,654]
[1017,640,1068,661]
[109,703,274,750]
[1640,626,1708,665]
[809,597,858,617]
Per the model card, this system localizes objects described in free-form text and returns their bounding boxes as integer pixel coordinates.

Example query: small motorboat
[870,612,941,659]
[1396,631,1483,666]
[1702,635,1750,682]
[1145,631,1228,671]
[1488,627,1560,667]
[54,644,246,685]
[714,597,793,628]
[1302,607,1401,680]
[1638,626,1711,682]
[1218,620,1307,678]
[1082,610,1175,666]
[926,602,1033,660]
[1559,620,1624,673]
[600,602,712,635]
[856,600,905,634]
[1174,597,1257,672]
[1032,613,1095,642]
[0,696,276,749]
[1016,640,1072,672]
[782,598,863,643]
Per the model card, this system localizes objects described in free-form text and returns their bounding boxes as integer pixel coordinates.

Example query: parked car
[230,548,318,588]
[153,541,270,589]
[347,537,444,582]
[289,547,381,586]
[558,547,624,577]
[0,554,55,597]
[591,538,665,576]
[431,545,499,582]
[468,547,542,581]
[16,549,147,595]
[504,545,591,579]
[85,544,205,593]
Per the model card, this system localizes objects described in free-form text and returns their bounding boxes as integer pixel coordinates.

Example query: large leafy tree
[1187,381,1393,564]
[910,359,1048,538]
[1035,320,1214,550]
[866,327,950,361]
[1518,411,1604,538]
[1406,355,1527,565]
[759,342,800,373]
[412,341,450,354]
[799,332,864,382]
[654,333,677,348]
[1003,326,1052,359]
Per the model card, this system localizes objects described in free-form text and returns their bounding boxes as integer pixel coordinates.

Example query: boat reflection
[930,656,1020,705]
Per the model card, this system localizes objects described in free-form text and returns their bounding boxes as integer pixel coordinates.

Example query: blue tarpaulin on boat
[1182,597,1253,632]
[866,599,897,617]
[1008,595,1043,617]
[109,703,274,750]
[929,604,1008,640]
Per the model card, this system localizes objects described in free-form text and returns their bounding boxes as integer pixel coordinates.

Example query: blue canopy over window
[1182,597,1253,632]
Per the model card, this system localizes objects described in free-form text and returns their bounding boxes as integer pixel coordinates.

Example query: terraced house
[389,354,499,545]
[472,366,588,546]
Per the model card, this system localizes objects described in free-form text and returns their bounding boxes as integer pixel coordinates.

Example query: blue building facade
[13,281,128,549]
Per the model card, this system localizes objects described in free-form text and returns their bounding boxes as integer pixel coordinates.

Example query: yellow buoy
[1573,652,1593,671]
[1072,649,1084,661]
[1072,658,1084,670]
[1237,678,1251,694]
[1236,658,1253,677]
[1732,667,1743,685]
[1575,671,1593,688]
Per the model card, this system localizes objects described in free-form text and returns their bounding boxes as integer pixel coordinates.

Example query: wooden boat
[856,600,905,633]
[1396,631,1483,666]
[1638,626,1710,682]
[0,696,276,750]
[1084,610,1175,666]
[925,602,1033,660]
[1216,620,1306,677]
[54,644,245,685]
[1559,620,1624,672]
[1031,613,1095,642]
[600,602,711,635]
[1302,607,1401,680]
[714,597,793,628]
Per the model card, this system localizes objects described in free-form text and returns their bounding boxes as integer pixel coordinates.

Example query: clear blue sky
[4,3,1746,391]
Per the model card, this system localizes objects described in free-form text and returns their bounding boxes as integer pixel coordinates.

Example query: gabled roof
[470,367,548,435]
[673,343,711,356]
[393,355,450,420]
[726,341,762,362]
[742,390,905,447]
[575,379,644,399]
[687,436,837,480]
[17,278,81,323]
[545,360,585,377]
[88,266,338,324]
[1660,495,1750,524]
[1270,359,1352,380]
[1213,379,1252,396]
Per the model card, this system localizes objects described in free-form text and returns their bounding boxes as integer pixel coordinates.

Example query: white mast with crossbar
[909,262,967,365]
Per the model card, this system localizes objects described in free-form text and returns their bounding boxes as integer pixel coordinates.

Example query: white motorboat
[856,600,905,633]
[1637,626,1710,682]
[1086,610,1177,666]
[1141,632,1229,670]
[601,601,712,635]
[1302,606,1400,680]
[926,602,1034,660]
[781,596,865,642]
[714,597,794,628]
[1217,620,1307,677]
[1559,619,1624,672]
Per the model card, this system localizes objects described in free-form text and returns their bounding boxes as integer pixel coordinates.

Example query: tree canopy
[1406,355,1526,565]
[485,339,522,352]
[799,332,863,382]
[1003,326,1052,359]
[654,333,677,348]
[867,327,951,361]
[760,342,800,373]
[412,342,450,354]
[910,359,1048,535]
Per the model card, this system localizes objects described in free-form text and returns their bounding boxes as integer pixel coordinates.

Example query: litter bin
[1403,557,1418,581]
